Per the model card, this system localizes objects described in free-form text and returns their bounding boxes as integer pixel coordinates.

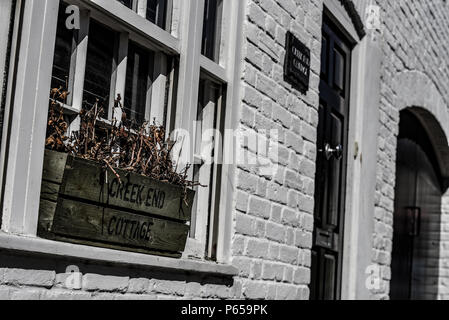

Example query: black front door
[310,16,352,300]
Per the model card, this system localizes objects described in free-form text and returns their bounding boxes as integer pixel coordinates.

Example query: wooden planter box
[38,150,195,258]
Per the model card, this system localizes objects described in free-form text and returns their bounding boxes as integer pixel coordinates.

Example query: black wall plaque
[284,31,311,93]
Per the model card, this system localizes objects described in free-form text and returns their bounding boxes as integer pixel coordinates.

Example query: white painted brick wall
[0,0,320,301]
[2,0,448,301]
[232,0,321,300]
[1,269,55,288]
[371,0,449,300]
[82,274,129,293]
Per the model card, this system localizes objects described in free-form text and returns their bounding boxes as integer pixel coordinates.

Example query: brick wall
[0,0,321,301]
[439,192,449,299]
[0,252,235,300]
[371,0,449,300]
[232,0,322,300]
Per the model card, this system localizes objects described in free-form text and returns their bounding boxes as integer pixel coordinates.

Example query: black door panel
[310,16,352,301]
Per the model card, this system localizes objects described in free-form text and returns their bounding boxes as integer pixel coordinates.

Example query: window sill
[0,232,238,277]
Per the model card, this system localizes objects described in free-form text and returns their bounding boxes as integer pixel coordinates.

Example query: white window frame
[53,0,175,127]
[201,0,223,63]
[0,0,245,266]
[115,0,172,32]
[172,0,245,262]
[0,0,14,111]
[189,74,225,260]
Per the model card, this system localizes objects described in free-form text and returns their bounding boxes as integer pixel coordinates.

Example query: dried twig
[46,89,201,196]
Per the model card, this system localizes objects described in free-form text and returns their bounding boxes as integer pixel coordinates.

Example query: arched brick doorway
[391,109,448,300]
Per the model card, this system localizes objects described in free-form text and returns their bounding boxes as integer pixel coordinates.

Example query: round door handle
[321,143,343,160]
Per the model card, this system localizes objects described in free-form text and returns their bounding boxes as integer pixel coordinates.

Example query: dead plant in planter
[46,87,70,152]
[46,87,199,202]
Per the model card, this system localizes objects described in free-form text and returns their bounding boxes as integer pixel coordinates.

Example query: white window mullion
[214,0,223,63]
[207,87,223,259]
[69,9,90,135]
[165,0,173,33]
[0,0,13,110]
[195,83,216,250]
[137,0,147,18]
[173,0,204,171]
[1,0,60,235]
[0,0,17,203]
[112,32,129,122]
[144,51,155,123]
[108,32,126,119]
[164,59,177,132]
[66,33,77,106]
[215,0,245,264]
[177,0,206,258]
[149,52,167,125]
[132,0,139,11]
[71,9,90,111]
[171,0,181,38]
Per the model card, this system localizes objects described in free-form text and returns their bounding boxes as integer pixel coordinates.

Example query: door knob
[320,143,343,160]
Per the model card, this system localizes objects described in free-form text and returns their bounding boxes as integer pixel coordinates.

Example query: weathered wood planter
[38,150,195,258]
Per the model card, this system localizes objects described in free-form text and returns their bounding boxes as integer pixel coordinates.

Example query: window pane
[124,41,152,124]
[201,0,223,62]
[190,75,224,260]
[116,0,134,9]
[83,20,116,117]
[146,0,167,28]
[51,2,75,96]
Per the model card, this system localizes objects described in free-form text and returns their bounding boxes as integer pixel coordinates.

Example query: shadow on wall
[0,251,235,296]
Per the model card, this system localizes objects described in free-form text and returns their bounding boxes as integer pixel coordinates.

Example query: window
[82,20,117,113]
[146,0,167,28]
[117,0,135,10]
[51,2,76,103]
[201,0,223,62]
[191,74,225,260]
[2,0,243,265]
[49,1,173,126]
[116,0,169,30]
[124,41,152,123]
[117,0,137,10]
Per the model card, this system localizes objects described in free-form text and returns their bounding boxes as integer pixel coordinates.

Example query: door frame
[321,0,383,300]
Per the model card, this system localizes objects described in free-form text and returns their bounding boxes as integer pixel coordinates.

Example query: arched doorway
[391,110,445,300]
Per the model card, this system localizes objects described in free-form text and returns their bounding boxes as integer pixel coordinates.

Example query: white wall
[0,0,13,110]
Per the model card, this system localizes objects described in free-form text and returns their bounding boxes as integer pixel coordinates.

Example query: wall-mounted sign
[284,31,311,93]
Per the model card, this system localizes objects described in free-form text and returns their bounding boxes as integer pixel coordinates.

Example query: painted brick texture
[370,0,449,300]
[233,0,322,301]
[0,0,321,301]
[2,0,449,301]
